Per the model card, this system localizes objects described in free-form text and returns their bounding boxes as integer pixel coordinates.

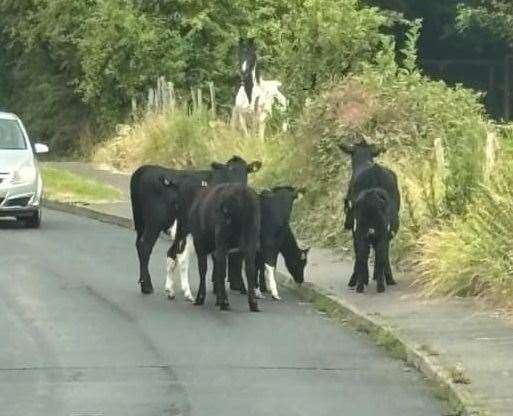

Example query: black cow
[188,183,261,312]
[130,156,261,295]
[231,186,309,299]
[339,142,400,293]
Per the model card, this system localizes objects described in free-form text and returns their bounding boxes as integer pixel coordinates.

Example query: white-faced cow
[130,156,261,297]
[340,141,400,293]
[232,38,288,138]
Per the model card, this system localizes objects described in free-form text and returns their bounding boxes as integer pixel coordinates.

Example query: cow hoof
[249,304,260,312]
[184,293,195,302]
[271,294,282,301]
[166,291,176,300]
[387,278,397,286]
[377,284,385,293]
[254,288,265,299]
[356,285,365,293]
[194,297,205,306]
[240,288,247,295]
[220,303,231,311]
[140,283,154,294]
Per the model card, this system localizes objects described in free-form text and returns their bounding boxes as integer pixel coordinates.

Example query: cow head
[239,37,258,102]
[339,141,385,171]
[210,155,262,185]
[285,246,310,285]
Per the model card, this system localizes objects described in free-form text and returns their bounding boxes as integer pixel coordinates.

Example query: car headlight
[12,163,37,185]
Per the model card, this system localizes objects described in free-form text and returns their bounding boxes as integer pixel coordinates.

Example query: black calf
[232,186,309,298]
[348,188,396,293]
[340,141,400,293]
[189,183,261,312]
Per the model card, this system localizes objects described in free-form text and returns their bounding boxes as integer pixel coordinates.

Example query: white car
[0,111,49,227]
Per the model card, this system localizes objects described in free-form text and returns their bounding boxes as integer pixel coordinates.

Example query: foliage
[0,0,391,150]
[457,1,513,47]
[42,166,123,203]
[293,21,492,256]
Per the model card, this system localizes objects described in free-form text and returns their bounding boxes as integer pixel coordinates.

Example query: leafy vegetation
[0,0,390,151]
[42,167,123,204]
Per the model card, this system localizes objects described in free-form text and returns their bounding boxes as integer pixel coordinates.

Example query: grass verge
[42,166,123,204]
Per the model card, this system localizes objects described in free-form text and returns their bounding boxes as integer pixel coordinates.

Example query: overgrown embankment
[94,23,513,309]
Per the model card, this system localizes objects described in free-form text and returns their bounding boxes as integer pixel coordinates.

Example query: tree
[456,1,513,48]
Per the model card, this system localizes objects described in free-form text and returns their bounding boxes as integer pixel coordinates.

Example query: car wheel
[24,209,41,228]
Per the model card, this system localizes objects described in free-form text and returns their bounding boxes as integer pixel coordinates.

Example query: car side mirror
[34,143,49,154]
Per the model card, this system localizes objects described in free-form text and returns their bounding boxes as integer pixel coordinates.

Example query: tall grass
[93,107,308,191]
[415,130,513,306]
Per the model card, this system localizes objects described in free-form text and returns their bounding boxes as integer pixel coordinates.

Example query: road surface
[0,210,443,416]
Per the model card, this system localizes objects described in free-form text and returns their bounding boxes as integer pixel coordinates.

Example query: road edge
[43,199,486,416]
[276,274,486,416]
[43,199,133,230]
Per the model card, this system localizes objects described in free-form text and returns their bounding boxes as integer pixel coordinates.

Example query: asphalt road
[0,210,443,416]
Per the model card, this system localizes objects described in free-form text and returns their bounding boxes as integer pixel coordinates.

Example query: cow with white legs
[130,156,262,298]
[230,186,310,300]
[232,38,288,138]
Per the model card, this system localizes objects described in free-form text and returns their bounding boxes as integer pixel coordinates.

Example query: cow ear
[247,160,262,173]
[338,143,354,154]
[259,189,272,198]
[370,144,386,157]
[160,175,177,188]
[294,187,306,200]
[211,162,225,170]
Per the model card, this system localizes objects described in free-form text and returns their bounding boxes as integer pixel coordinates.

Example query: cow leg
[170,236,194,302]
[354,234,370,293]
[244,251,260,312]
[228,252,245,292]
[348,234,358,288]
[195,254,208,306]
[136,225,160,294]
[384,239,396,286]
[373,238,387,293]
[254,252,266,299]
[349,233,370,287]
[263,247,280,300]
[213,249,230,310]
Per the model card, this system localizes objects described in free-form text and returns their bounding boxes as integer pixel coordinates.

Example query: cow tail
[130,168,144,239]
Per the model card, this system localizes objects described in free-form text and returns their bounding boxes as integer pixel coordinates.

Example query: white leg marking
[254,287,265,299]
[265,264,281,300]
[165,257,176,300]
[177,236,194,302]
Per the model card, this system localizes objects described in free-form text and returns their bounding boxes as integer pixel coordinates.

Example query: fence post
[504,55,510,120]
[147,88,155,114]
[197,88,203,113]
[484,131,498,183]
[131,97,137,119]
[168,82,175,113]
[190,87,197,113]
[208,82,216,119]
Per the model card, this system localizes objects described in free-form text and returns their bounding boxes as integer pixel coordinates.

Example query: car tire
[24,209,41,228]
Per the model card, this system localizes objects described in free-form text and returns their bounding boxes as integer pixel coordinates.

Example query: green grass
[42,167,123,204]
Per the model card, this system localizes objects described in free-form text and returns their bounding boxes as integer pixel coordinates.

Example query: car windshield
[0,119,27,150]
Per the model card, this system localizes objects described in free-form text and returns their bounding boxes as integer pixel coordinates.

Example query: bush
[294,22,493,258]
